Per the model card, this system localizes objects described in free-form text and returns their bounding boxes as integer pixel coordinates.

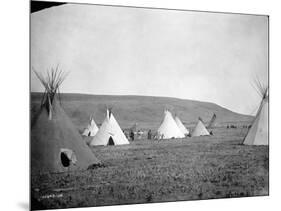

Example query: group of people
[124,129,153,141]
[226,124,251,129]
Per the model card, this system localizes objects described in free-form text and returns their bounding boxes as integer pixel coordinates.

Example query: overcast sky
[31,4,268,115]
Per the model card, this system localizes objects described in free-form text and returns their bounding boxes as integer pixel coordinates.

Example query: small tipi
[192,118,210,137]
[207,113,217,129]
[174,115,190,136]
[82,115,99,137]
[90,109,129,146]
[243,80,268,145]
[31,67,100,174]
[157,110,185,139]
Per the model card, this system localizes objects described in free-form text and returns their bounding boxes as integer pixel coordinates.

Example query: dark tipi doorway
[60,152,71,167]
[108,136,115,145]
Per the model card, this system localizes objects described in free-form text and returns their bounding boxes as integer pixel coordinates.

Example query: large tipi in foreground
[243,81,268,145]
[31,67,100,174]
[157,110,185,139]
[192,118,210,137]
[174,115,190,136]
[90,109,129,146]
[82,115,99,137]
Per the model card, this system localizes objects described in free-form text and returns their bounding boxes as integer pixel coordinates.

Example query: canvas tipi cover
[175,116,190,136]
[157,110,185,139]
[207,113,217,128]
[31,101,100,174]
[31,68,100,174]
[243,86,268,145]
[82,116,99,136]
[192,118,210,137]
[90,109,129,146]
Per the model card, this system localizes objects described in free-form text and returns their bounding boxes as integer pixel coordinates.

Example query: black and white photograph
[30,0,269,210]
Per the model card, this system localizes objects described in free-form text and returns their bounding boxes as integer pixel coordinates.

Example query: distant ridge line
[31,92,253,117]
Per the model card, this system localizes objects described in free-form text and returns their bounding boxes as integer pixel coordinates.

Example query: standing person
[130,130,134,141]
[137,130,142,139]
[147,129,152,140]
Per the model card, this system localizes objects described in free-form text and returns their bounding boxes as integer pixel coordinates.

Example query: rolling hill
[31,93,253,131]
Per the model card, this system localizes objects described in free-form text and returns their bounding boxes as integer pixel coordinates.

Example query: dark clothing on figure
[147,130,152,140]
[130,131,134,141]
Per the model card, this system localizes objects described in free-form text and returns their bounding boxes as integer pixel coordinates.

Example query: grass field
[31,127,269,210]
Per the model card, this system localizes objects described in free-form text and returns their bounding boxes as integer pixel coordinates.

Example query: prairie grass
[31,127,268,209]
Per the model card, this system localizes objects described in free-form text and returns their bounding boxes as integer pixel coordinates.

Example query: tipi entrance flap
[60,148,77,168]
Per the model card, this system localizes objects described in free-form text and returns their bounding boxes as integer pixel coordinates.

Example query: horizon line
[30,91,253,117]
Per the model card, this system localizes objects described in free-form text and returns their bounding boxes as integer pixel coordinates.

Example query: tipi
[207,113,217,129]
[31,67,100,174]
[174,115,190,136]
[243,81,268,145]
[90,109,129,146]
[82,115,99,137]
[157,110,185,139]
[192,118,210,137]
